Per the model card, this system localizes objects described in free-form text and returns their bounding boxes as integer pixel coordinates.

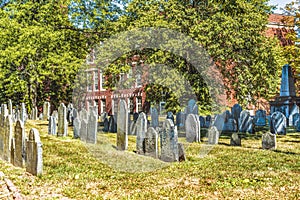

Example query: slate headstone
[136,112,147,154]
[73,118,81,139]
[239,110,254,134]
[80,119,88,142]
[231,104,242,127]
[207,126,219,145]
[87,111,97,144]
[160,119,178,162]
[166,112,174,123]
[185,114,200,143]
[117,100,128,150]
[262,132,276,150]
[187,99,198,115]
[150,107,159,128]
[176,112,186,128]
[26,128,43,176]
[230,133,241,146]
[144,127,158,158]
[288,104,299,126]
[270,111,286,135]
[14,120,26,168]
[292,113,300,127]
[57,103,67,137]
[254,109,267,126]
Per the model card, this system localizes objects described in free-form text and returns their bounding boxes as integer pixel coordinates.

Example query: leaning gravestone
[43,101,50,121]
[207,126,219,145]
[231,104,242,127]
[288,104,299,126]
[73,118,81,139]
[87,111,97,144]
[239,110,254,134]
[144,127,158,158]
[160,119,178,162]
[185,114,200,143]
[230,132,241,146]
[117,100,128,150]
[57,103,67,137]
[14,120,26,168]
[262,132,276,150]
[270,111,286,135]
[136,112,147,154]
[26,128,43,176]
[150,107,159,128]
[254,109,267,126]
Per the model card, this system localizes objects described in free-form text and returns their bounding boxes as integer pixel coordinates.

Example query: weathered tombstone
[177,143,186,162]
[136,112,147,154]
[262,132,276,150]
[288,104,299,126]
[144,127,158,158]
[117,100,128,150]
[150,107,159,128]
[270,111,286,135]
[230,132,241,146]
[199,116,205,128]
[80,119,88,142]
[87,111,97,144]
[108,116,117,133]
[14,120,26,168]
[26,128,43,176]
[48,116,56,135]
[43,102,50,120]
[213,114,225,132]
[254,109,267,126]
[207,126,219,145]
[231,104,242,127]
[223,118,237,132]
[205,115,211,128]
[166,112,174,123]
[80,108,89,121]
[4,116,13,162]
[187,99,198,115]
[292,113,300,127]
[73,118,81,139]
[176,112,186,128]
[103,118,109,132]
[185,114,200,143]
[57,103,67,137]
[133,113,139,122]
[239,110,254,134]
[160,119,178,162]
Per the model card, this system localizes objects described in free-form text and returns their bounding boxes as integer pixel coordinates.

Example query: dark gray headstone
[136,112,147,154]
[231,104,242,127]
[144,127,158,158]
[254,110,266,126]
[160,119,178,162]
[176,112,186,127]
[288,104,299,126]
[270,111,286,135]
[43,101,50,121]
[117,100,128,150]
[207,126,219,145]
[239,110,254,134]
[14,120,26,168]
[73,118,81,139]
[108,116,117,133]
[199,116,205,128]
[223,118,237,132]
[262,132,276,150]
[213,114,225,132]
[230,133,241,146]
[87,111,97,144]
[103,118,109,132]
[205,115,211,128]
[150,107,159,128]
[26,128,43,176]
[185,114,200,143]
[133,113,139,122]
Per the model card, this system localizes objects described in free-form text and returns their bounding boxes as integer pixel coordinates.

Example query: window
[94,71,99,91]
[101,99,106,114]
[136,97,142,112]
[100,71,106,91]
[87,73,92,91]
[129,97,134,113]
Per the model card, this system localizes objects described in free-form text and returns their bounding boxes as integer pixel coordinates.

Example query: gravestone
[185,114,200,143]
[26,128,43,176]
[43,102,50,121]
[133,113,139,122]
[150,107,159,128]
[136,112,147,154]
[288,104,299,126]
[73,118,81,139]
[4,116,13,162]
[160,119,179,162]
[230,133,241,146]
[222,118,237,132]
[199,116,205,128]
[57,103,67,137]
[295,119,300,132]
[254,109,267,126]
[31,107,38,120]
[8,99,13,116]
[178,143,186,162]
[262,132,276,150]
[80,119,88,142]
[292,113,300,127]
[117,100,128,150]
[239,110,254,134]
[213,114,225,132]
[270,111,286,135]
[207,126,219,145]
[10,138,15,165]
[231,104,242,127]
[103,118,109,132]
[205,115,211,128]
[176,112,186,128]
[187,99,198,115]
[166,112,174,123]
[144,127,158,158]
[14,120,26,168]
[108,116,117,133]
[80,109,89,121]
[20,103,26,123]
[48,116,56,135]
[87,111,97,144]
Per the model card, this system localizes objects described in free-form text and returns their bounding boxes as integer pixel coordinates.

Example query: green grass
[0,120,299,199]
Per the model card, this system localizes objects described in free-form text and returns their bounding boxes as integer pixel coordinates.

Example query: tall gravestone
[43,102,50,121]
[57,103,67,137]
[288,104,299,126]
[144,127,158,158]
[136,112,147,154]
[270,111,286,135]
[239,110,254,134]
[20,103,26,123]
[26,128,43,176]
[231,104,242,128]
[14,120,26,168]
[160,119,178,162]
[103,118,109,132]
[205,115,211,128]
[87,111,97,144]
[176,112,186,128]
[80,119,88,142]
[8,99,13,116]
[117,100,128,150]
[4,116,13,162]
[199,116,205,128]
[73,118,81,139]
[185,114,200,143]
[48,116,56,135]
[150,107,159,128]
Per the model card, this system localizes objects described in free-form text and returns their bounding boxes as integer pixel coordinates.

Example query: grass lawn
[0,120,299,199]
